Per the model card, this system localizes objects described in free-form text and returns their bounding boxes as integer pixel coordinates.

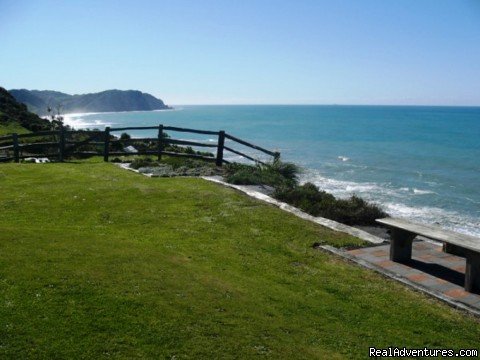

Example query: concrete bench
[376,217,480,293]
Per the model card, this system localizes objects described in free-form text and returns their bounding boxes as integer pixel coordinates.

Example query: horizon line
[170,103,480,108]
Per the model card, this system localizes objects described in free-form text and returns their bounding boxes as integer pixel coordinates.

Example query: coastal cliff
[9,89,171,116]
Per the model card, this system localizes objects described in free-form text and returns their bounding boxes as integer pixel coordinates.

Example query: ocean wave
[63,113,113,129]
[399,187,436,195]
[412,188,436,195]
[337,156,350,162]
[300,169,480,237]
[384,202,480,237]
[300,171,400,199]
[224,154,246,162]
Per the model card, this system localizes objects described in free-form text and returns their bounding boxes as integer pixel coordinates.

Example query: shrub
[270,160,300,183]
[224,161,300,189]
[159,157,217,170]
[129,157,157,169]
[274,182,388,226]
[224,165,265,185]
[120,133,131,140]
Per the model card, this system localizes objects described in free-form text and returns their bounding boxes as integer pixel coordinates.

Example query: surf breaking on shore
[301,169,480,238]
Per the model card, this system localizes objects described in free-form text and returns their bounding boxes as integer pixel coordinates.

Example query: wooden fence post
[12,133,19,163]
[58,126,65,162]
[274,151,280,163]
[216,130,225,166]
[103,126,110,162]
[157,124,164,161]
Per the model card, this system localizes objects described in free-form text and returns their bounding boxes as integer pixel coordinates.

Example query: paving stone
[458,294,480,306]
[344,240,480,311]
[444,255,462,262]
[376,260,395,268]
[420,278,444,287]
[443,288,470,299]
[388,265,414,276]
[360,254,384,263]
[413,243,429,251]
[429,282,457,293]
[407,273,429,282]
[372,250,389,257]
[416,254,434,261]
[348,249,366,256]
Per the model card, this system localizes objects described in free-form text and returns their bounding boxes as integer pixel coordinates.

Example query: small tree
[47,104,64,130]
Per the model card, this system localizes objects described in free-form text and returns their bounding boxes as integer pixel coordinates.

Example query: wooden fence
[0,125,280,166]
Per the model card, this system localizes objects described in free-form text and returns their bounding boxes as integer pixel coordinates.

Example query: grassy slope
[0,87,51,133]
[0,121,30,136]
[0,163,479,359]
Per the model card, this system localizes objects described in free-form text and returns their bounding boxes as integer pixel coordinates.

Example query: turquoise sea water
[65,105,480,237]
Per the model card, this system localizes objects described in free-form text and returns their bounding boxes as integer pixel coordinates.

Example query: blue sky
[1,0,480,105]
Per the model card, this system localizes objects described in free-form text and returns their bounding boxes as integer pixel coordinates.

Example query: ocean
[64,105,480,237]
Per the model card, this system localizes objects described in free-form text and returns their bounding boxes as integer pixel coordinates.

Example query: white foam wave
[62,108,176,129]
[300,171,399,199]
[399,187,436,195]
[63,113,113,129]
[300,169,480,237]
[384,202,480,237]
[337,156,349,162]
[224,154,247,163]
[413,188,436,195]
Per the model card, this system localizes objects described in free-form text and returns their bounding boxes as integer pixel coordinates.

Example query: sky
[1,0,480,105]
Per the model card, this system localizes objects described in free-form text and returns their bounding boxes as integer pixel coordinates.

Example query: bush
[270,161,300,183]
[158,157,216,170]
[120,133,131,140]
[224,161,300,189]
[224,165,265,185]
[129,157,157,169]
[274,182,388,226]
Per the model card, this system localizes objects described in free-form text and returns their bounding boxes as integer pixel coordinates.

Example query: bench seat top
[376,217,480,253]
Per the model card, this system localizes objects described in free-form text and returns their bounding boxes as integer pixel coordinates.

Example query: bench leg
[465,251,480,294]
[390,228,416,263]
[443,243,466,258]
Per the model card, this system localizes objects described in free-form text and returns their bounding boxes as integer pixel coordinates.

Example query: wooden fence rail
[0,124,280,165]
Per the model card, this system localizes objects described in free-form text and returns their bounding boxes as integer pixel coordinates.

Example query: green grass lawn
[0,162,479,359]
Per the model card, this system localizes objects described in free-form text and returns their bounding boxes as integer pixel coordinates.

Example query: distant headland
[8,89,172,116]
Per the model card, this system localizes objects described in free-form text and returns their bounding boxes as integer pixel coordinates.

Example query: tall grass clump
[224,160,300,189]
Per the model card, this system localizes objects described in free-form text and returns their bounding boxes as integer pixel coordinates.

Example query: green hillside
[9,89,171,115]
[0,87,51,135]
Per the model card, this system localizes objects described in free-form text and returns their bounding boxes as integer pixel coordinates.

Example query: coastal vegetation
[274,182,388,226]
[126,156,221,177]
[0,87,51,133]
[224,161,300,189]
[1,162,479,358]
[224,161,387,226]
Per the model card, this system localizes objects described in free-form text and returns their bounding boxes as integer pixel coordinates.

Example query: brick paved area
[347,240,480,310]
